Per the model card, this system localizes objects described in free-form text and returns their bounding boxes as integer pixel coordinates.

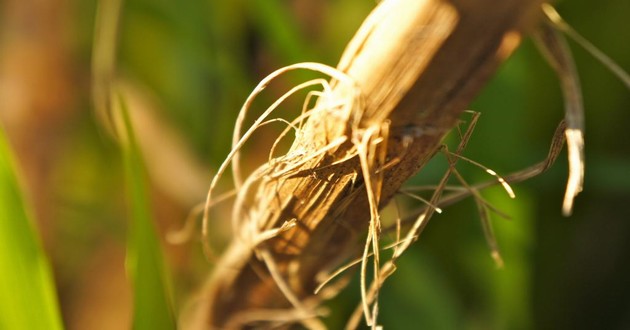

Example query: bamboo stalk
[192,0,544,328]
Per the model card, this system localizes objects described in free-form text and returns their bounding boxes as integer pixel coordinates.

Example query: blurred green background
[0,0,628,328]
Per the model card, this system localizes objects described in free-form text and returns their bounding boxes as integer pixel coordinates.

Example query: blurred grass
[0,128,64,330]
[118,96,176,329]
[249,0,315,63]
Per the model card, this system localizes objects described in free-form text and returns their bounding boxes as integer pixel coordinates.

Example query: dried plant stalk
[191,0,544,328]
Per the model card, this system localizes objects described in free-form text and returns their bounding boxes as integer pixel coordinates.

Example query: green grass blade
[0,128,64,330]
[118,96,176,329]
[250,0,315,63]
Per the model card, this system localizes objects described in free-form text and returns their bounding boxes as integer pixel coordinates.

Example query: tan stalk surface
[192,0,544,328]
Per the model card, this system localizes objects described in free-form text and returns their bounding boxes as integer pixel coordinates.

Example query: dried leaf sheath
[192,0,544,328]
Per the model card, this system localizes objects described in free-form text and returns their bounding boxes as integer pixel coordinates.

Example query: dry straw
[190,1,630,329]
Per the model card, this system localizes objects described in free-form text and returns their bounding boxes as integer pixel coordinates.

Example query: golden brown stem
[193,0,544,328]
